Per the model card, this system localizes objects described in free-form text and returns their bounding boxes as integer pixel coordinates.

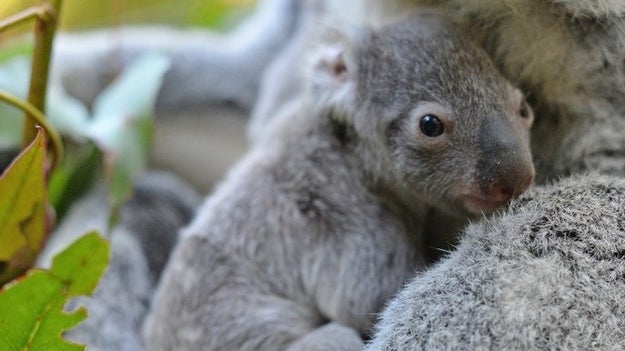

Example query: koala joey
[143,11,535,351]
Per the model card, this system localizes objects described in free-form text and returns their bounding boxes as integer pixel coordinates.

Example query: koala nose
[478,117,535,202]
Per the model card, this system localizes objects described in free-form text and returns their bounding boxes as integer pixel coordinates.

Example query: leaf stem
[0,90,63,170]
[22,0,63,147]
[0,5,53,33]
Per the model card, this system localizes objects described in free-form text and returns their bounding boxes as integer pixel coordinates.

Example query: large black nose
[478,117,535,202]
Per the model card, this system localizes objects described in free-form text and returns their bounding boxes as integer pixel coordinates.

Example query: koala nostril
[489,182,513,202]
[489,170,534,202]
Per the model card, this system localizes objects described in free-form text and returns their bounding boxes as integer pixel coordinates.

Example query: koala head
[309,12,535,217]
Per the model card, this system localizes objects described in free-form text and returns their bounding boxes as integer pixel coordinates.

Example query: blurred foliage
[48,142,100,221]
[0,0,250,221]
[0,0,256,33]
[80,53,171,226]
[0,2,183,348]
[0,52,170,228]
[0,56,29,148]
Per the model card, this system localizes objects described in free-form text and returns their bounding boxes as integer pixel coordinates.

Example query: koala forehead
[355,17,514,119]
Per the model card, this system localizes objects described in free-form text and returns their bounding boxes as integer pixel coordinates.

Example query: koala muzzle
[474,117,535,209]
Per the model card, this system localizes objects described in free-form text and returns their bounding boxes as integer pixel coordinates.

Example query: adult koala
[49,0,625,349]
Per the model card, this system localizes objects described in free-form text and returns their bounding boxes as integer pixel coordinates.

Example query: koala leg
[143,234,365,351]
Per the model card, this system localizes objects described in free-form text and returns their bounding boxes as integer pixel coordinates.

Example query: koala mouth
[462,194,510,215]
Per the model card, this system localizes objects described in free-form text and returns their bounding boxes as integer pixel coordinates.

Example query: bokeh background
[0,0,257,191]
[0,0,255,33]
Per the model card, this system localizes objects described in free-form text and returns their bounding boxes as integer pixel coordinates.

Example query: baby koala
[143,10,535,351]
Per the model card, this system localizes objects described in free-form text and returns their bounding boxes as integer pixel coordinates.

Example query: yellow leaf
[0,128,47,285]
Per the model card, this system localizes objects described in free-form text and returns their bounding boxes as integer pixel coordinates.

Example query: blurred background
[0,0,256,32]
[0,1,262,194]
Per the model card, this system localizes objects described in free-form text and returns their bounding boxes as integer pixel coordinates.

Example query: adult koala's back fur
[367,174,625,350]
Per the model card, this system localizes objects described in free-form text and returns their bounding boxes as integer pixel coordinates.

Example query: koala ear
[315,44,350,83]
[308,23,366,117]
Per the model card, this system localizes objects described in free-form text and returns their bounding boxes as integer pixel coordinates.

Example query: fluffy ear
[308,23,367,118]
[315,44,350,83]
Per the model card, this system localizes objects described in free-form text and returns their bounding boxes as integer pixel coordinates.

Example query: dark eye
[519,101,531,119]
[419,114,444,137]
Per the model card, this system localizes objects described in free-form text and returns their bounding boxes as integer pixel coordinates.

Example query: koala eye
[419,114,445,137]
[519,101,531,119]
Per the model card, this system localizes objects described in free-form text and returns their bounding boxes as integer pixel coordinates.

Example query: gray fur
[366,174,625,350]
[43,0,625,349]
[255,0,625,183]
[247,0,327,141]
[143,13,533,351]
[366,0,625,182]
[356,2,625,349]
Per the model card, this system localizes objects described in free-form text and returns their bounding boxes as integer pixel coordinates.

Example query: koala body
[143,12,534,351]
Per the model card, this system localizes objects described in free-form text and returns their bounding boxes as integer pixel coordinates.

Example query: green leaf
[0,232,110,351]
[86,52,171,217]
[0,128,47,285]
